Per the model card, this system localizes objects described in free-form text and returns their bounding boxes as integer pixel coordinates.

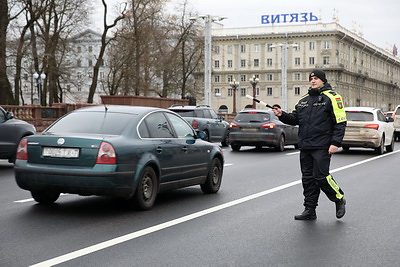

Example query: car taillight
[230,122,239,128]
[261,122,276,129]
[16,137,28,160]
[96,142,116,164]
[192,120,199,129]
[364,124,379,130]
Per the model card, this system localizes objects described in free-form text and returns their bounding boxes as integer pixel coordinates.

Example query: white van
[393,105,400,140]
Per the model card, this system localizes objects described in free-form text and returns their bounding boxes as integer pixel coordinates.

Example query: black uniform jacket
[279,83,347,150]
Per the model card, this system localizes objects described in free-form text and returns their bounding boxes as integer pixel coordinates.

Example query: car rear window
[345,111,373,121]
[170,110,195,117]
[45,111,137,135]
[234,112,270,122]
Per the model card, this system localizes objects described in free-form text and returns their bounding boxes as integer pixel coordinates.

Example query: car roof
[169,105,211,110]
[74,105,164,114]
[345,107,380,112]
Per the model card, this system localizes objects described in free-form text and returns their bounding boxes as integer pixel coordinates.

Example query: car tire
[201,158,223,194]
[31,191,60,204]
[275,135,285,152]
[386,135,395,152]
[231,144,241,151]
[221,131,229,147]
[375,135,385,155]
[133,166,158,211]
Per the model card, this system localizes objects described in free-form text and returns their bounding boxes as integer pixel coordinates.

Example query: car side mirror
[196,131,206,140]
[5,111,14,120]
[386,117,394,122]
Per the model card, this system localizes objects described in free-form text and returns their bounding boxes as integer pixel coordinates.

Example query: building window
[77,46,81,53]
[88,46,93,53]
[214,75,220,82]
[240,74,247,82]
[227,75,233,82]
[240,88,246,96]
[227,45,233,54]
[215,88,220,96]
[266,74,273,81]
[214,60,220,68]
[88,59,93,67]
[294,73,301,81]
[227,60,233,68]
[295,87,301,95]
[267,44,273,52]
[256,87,260,96]
[294,43,300,51]
[295,57,300,65]
[214,45,220,54]
[77,59,81,67]
[254,44,260,52]
[309,42,315,51]
[228,88,233,96]
[309,57,315,65]
[77,72,82,79]
[254,59,259,67]
[323,56,330,65]
[241,59,246,68]
[267,87,273,96]
[240,44,246,53]
[267,58,273,66]
[323,41,330,49]
[100,72,104,79]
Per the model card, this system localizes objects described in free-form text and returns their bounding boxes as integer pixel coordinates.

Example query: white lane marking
[30,150,400,266]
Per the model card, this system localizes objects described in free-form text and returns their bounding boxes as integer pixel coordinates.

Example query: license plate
[242,128,257,132]
[42,147,80,158]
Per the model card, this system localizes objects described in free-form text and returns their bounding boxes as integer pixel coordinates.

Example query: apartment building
[208,22,400,113]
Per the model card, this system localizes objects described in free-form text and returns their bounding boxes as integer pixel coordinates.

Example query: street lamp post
[249,75,259,109]
[230,79,240,114]
[191,15,227,107]
[33,72,46,105]
[271,42,298,111]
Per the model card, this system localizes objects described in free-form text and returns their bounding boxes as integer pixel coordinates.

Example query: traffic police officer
[273,69,347,220]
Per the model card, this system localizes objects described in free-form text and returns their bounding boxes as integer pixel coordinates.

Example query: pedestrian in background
[272,69,347,220]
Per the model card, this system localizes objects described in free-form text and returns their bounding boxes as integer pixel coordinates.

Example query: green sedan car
[14,105,224,210]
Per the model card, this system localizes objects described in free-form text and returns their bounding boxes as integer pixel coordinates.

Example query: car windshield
[170,110,195,117]
[346,111,374,121]
[235,112,270,122]
[45,111,137,135]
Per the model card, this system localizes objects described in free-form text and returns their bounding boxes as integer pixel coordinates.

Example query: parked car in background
[0,106,36,163]
[168,105,230,146]
[228,109,298,152]
[392,105,400,141]
[342,107,395,154]
[14,105,224,210]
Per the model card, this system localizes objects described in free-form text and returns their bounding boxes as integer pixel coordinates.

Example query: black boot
[294,207,317,220]
[335,198,346,219]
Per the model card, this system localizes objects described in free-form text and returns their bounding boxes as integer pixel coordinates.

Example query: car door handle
[156,147,163,153]
[182,146,188,152]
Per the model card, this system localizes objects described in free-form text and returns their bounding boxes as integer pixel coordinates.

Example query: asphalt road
[1,145,400,266]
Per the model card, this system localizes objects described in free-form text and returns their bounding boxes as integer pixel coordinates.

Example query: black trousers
[299,149,344,208]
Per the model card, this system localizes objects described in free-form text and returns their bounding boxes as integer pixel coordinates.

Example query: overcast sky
[95,0,399,53]
[166,0,399,52]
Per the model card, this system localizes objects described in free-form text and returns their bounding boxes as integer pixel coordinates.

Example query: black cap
[309,69,327,83]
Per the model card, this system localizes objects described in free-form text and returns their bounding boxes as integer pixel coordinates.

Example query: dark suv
[168,105,230,146]
[0,106,36,163]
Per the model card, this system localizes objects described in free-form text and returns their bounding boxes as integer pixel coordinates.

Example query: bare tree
[0,0,14,104]
[87,0,127,103]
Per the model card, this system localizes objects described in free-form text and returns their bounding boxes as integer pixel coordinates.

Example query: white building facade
[207,22,400,113]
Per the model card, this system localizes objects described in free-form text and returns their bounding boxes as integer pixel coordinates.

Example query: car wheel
[201,158,223,194]
[386,135,395,152]
[221,131,229,147]
[375,135,385,155]
[275,135,285,152]
[31,191,60,204]
[133,166,158,211]
[231,144,241,151]
[203,130,210,142]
